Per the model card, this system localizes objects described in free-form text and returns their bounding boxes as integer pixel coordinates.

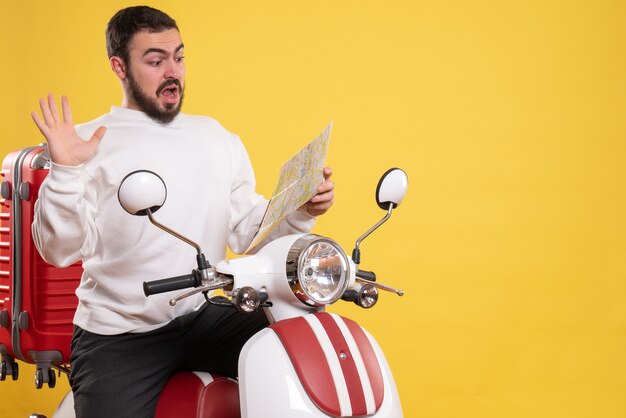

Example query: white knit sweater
[32,107,315,334]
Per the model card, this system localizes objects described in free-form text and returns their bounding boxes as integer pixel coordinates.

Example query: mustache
[156,79,182,95]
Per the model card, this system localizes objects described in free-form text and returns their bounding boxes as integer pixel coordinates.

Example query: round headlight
[286,235,351,307]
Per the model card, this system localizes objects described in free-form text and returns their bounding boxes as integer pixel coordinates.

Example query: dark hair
[106,6,178,63]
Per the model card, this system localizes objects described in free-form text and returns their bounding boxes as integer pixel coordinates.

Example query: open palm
[31,94,106,166]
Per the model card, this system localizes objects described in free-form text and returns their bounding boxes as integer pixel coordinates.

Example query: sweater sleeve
[226,135,315,254]
[32,163,99,267]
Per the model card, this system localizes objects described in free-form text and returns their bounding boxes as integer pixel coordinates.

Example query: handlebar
[143,270,202,296]
[356,269,377,282]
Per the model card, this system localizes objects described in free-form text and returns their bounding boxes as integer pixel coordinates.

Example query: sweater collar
[109,106,183,124]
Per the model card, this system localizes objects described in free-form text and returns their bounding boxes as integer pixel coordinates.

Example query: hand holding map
[246,122,332,252]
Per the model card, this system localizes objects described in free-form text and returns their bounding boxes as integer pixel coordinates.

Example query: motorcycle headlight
[286,235,351,307]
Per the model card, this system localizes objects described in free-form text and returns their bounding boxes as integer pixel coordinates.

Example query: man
[31,6,334,417]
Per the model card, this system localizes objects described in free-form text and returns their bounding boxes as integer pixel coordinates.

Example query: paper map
[246,122,332,252]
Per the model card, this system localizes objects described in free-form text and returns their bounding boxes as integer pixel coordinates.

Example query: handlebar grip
[143,271,201,296]
[356,269,377,282]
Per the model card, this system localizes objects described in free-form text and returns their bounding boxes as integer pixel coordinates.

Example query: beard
[126,70,185,124]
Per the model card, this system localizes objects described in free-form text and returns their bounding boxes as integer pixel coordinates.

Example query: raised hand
[31,94,106,166]
[302,167,335,217]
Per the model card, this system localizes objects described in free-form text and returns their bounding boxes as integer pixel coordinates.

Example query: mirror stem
[352,203,394,265]
[146,209,203,257]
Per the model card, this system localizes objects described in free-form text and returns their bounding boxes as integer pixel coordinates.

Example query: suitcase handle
[143,270,201,296]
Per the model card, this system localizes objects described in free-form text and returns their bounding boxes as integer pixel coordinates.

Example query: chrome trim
[146,209,202,256]
[355,277,405,296]
[286,234,351,307]
[232,286,261,313]
[353,204,393,266]
[356,284,379,308]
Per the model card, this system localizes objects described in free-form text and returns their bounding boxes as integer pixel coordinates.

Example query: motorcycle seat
[155,372,240,418]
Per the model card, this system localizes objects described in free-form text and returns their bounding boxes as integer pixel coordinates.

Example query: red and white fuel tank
[239,311,403,418]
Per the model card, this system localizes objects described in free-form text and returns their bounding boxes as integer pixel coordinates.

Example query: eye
[150,61,163,67]
[176,56,185,63]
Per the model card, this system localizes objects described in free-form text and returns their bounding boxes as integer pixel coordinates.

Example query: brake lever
[169,277,234,306]
[355,277,404,296]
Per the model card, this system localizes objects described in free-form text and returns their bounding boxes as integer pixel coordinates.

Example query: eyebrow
[142,43,185,57]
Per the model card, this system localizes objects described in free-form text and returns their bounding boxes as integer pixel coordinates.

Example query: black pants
[69,302,268,418]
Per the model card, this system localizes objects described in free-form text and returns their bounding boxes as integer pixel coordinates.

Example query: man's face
[123,28,185,123]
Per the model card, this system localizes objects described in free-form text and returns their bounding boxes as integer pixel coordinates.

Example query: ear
[110,56,128,81]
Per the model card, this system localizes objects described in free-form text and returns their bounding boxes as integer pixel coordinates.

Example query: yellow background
[1,0,625,417]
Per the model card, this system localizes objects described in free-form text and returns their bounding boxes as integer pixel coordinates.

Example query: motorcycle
[50,167,408,418]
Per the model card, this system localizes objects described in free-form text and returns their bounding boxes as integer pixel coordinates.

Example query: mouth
[158,83,181,104]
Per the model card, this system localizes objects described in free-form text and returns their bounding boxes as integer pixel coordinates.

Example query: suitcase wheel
[0,360,19,381]
[48,368,56,388]
[11,361,18,381]
[35,368,44,389]
[35,367,56,389]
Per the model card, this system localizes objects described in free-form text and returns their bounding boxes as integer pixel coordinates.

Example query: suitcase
[0,145,82,388]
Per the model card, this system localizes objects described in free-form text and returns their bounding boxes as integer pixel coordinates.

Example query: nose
[164,68,179,79]
[164,59,182,80]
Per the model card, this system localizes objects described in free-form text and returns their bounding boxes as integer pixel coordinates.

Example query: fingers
[39,96,55,127]
[90,126,107,144]
[312,167,334,195]
[48,93,60,124]
[61,95,73,125]
[305,197,334,216]
[31,111,48,136]
[34,93,67,129]
[311,182,334,202]
[306,173,335,216]
[308,197,334,211]
[300,190,334,216]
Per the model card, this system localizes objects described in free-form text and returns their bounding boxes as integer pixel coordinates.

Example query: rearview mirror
[352,167,408,265]
[117,170,167,216]
[376,168,408,210]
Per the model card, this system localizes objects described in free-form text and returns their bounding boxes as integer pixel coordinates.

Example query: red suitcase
[0,145,82,388]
